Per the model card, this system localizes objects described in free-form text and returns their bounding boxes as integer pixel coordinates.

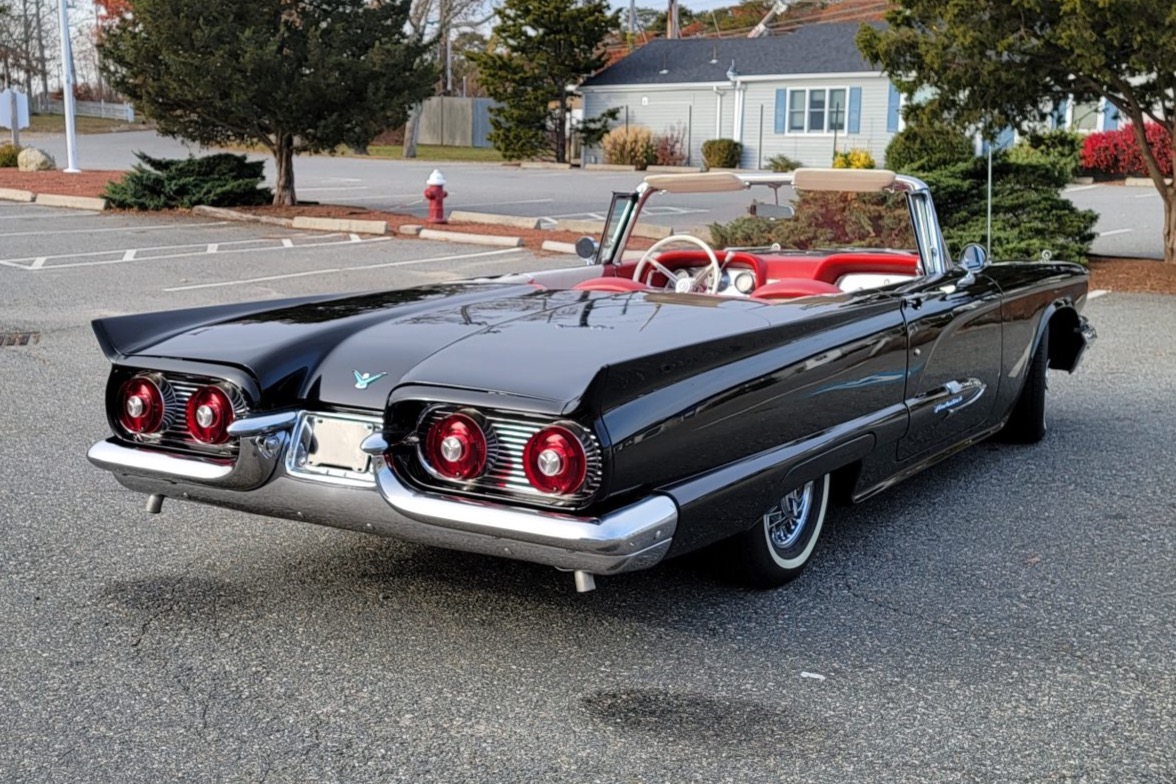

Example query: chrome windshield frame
[600,170,951,277]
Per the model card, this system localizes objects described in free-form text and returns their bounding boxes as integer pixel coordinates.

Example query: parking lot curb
[34,193,107,211]
[0,187,35,202]
[419,228,523,247]
[520,161,573,170]
[191,205,295,227]
[292,216,388,235]
[449,210,542,230]
[583,163,637,172]
[540,217,671,240]
[551,217,605,235]
[541,240,577,255]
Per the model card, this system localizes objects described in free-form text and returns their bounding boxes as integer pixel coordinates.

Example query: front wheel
[729,473,831,588]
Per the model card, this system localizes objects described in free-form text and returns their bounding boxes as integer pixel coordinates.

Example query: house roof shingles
[582,22,881,88]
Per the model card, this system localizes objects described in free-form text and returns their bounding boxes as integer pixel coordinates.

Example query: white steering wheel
[632,234,722,295]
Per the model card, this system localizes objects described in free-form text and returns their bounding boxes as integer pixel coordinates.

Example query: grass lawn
[366,144,503,163]
[23,113,152,135]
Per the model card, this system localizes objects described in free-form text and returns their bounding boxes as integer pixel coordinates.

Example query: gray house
[579,22,902,169]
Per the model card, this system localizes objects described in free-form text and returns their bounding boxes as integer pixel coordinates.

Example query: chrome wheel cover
[765,481,815,552]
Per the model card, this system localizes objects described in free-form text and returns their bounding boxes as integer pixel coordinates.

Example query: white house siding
[584,75,898,169]
[582,86,725,167]
[738,75,895,169]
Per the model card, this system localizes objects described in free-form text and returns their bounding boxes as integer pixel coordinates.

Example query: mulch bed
[0,170,122,196]
[2,171,1172,283]
[1088,256,1176,295]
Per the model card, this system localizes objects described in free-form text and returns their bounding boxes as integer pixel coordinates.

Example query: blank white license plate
[307,417,373,473]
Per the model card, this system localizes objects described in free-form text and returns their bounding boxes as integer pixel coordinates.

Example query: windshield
[715,189,918,254]
[598,192,638,264]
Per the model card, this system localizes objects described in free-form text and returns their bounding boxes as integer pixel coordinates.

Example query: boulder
[17,147,56,172]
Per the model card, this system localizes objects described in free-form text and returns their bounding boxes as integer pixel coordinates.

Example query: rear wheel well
[829,460,861,506]
[1047,307,1082,372]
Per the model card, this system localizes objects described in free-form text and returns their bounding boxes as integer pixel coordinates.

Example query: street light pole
[57,0,80,172]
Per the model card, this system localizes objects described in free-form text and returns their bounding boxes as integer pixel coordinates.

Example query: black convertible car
[88,168,1095,592]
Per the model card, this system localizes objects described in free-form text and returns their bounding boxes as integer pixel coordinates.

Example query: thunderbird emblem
[353,370,387,390]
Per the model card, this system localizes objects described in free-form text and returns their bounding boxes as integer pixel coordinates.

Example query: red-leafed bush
[1081,123,1173,179]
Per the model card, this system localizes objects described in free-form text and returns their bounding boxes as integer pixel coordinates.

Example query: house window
[788,90,806,132]
[808,90,827,132]
[829,88,847,132]
[781,87,851,134]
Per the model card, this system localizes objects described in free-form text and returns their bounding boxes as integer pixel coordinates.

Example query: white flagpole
[57,0,81,172]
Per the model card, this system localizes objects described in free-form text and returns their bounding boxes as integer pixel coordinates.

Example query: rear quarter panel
[597,296,909,554]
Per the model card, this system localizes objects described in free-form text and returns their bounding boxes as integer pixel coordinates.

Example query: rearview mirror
[749,200,794,220]
[959,243,988,272]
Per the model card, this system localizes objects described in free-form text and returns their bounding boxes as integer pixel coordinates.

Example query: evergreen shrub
[104,152,272,210]
[701,138,742,169]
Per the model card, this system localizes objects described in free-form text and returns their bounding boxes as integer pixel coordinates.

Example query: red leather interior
[577,251,920,299]
[572,277,649,293]
[751,278,843,300]
[758,252,919,285]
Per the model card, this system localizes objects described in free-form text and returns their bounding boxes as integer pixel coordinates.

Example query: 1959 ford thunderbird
[88,168,1095,592]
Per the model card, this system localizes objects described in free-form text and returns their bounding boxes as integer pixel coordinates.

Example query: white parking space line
[1098,228,1134,237]
[1135,192,1160,198]
[163,247,525,291]
[449,198,554,210]
[299,186,372,192]
[0,210,94,221]
[0,232,383,271]
[1089,289,1109,300]
[544,211,608,221]
[0,220,228,238]
[1064,185,1099,193]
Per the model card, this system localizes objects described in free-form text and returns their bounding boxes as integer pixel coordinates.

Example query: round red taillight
[523,426,587,495]
[118,376,166,434]
[424,412,488,480]
[185,386,235,445]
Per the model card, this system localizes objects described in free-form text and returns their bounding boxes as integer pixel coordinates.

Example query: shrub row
[601,123,689,169]
[1080,123,1173,179]
[709,151,1097,263]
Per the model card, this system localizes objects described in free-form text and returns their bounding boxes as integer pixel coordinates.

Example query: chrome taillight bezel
[408,405,602,507]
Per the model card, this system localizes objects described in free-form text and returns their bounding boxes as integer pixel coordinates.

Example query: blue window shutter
[847,87,862,134]
[1103,101,1120,130]
[886,83,901,133]
[774,89,787,134]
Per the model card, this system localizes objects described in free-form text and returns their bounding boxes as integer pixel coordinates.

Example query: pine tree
[99,0,434,205]
[470,0,617,162]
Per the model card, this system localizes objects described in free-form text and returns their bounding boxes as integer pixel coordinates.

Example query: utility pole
[666,0,678,39]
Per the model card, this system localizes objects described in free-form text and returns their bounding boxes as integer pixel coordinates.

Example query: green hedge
[709,153,1097,263]
[104,152,272,210]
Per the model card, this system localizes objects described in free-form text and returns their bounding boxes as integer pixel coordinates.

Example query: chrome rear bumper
[87,426,677,575]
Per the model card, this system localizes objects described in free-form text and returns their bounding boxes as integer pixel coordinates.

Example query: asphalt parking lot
[1,204,1173,782]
